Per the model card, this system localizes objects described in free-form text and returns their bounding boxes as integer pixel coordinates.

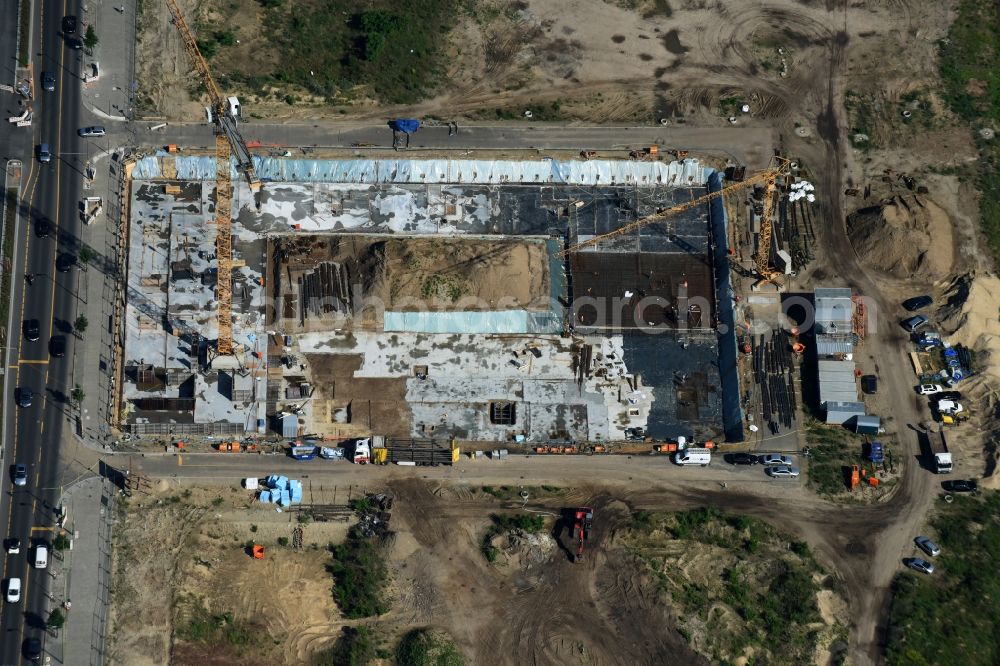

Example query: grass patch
[327,531,389,618]
[886,492,1000,664]
[396,628,465,666]
[251,0,462,104]
[625,508,825,662]
[804,421,868,496]
[17,0,30,66]
[320,625,384,666]
[175,597,261,649]
[938,1,1000,263]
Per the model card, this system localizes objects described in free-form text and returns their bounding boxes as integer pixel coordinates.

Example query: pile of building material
[257,475,304,506]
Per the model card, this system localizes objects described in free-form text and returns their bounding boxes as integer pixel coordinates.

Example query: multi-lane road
[1,0,85,662]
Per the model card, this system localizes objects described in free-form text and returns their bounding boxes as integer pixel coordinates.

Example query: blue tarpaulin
[389,119,420,133]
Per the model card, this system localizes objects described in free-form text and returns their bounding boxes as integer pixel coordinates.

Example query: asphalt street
[129,120,776,169]
[1,0,85,662]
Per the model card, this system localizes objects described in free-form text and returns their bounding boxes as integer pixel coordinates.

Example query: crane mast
[165,0,260,356]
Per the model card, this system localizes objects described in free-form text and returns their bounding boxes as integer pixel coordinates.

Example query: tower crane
[556,157,791,281]
[165,0,261,357]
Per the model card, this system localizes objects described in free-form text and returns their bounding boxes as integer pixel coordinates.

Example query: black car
[35,219,51,238]
[942,479,978,493]
[23,319,40,342]
[724,452,759,465]
[903,295,933,312]
[861,374,878,395]
[23,636,42,661]
[49,335,66,358]
[41,71,55,92]
[62,15,78,34]
[56,253,77,272]
[939,391,962,401]
[66,36,83,50]
[16,388,33,408]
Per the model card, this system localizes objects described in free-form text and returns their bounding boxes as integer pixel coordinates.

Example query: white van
[34,545,48,569]
[673,448,712,466]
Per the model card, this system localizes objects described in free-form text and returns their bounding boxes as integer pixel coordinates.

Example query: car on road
[78,126,106,138]
[12,464,27,487]
[765,465,800,478]
[902,314,929,332]
[903,295,933,311]
[56,253,77,272]
[5,538,20,554]
[914,536,941,557]
[66,36,83,50]
[942,479,978,493]
[861,374,878,394]
[16,387,33,408]
[24,636,42,661]
[5,577,21,603]
[904,557,935,575]
[759,453,793,466]
[62,15,78,34]
[37,143,51,163]
[35,218,51,238]
[918,384,943,395]
[724,452,759,465]
[41,71,55,92]
[23,319,40,342]
[49,335,66,358]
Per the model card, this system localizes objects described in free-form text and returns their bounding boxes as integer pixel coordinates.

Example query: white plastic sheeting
[132,155,705,186]
[383,310,561,334]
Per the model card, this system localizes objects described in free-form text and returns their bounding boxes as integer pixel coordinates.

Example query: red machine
[573,507,594,562]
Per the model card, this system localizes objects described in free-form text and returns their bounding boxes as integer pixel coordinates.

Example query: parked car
[914,536,941,557]
[918,384,943,395]
[904,557,935,575]
[23,319,39,342]
[759,453,793,466]
[766,465,800,478]
[5,577,21,603]
[49,335,66,358]
[12,464,27,487]
[5,538,21,554]
[861,374,878,394]
[942,479,978,493]
[56,253,77,272]
[724,452,759,466]
[61,15,78,34]
[77,126,106,138]
[65,36,83,50]
[902,315,929,332]
[938,391,962,401]
[23,636,42,661]
[903,295,933,311]
[16,388,33,408]
[41,71,55,92]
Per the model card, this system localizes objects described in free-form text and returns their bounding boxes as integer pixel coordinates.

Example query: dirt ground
[108,477,859,665]
[107,483,354,665]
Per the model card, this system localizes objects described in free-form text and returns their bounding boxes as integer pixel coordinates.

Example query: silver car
[760,453,794,466]
[77,126,106,137]
[914,536,941,557]
[904,557,935,574]
[766,465,800,478]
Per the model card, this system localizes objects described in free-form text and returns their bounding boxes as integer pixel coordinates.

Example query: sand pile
[355,238,551,311]
[846,195,954,279]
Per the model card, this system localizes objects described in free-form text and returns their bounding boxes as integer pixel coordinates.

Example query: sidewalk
[47,476,114,666]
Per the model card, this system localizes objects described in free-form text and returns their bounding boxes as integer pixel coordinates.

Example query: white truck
[349,438,372,464]
[929,430,952,474]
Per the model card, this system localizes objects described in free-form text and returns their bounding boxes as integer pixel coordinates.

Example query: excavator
[573,507,594,563]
